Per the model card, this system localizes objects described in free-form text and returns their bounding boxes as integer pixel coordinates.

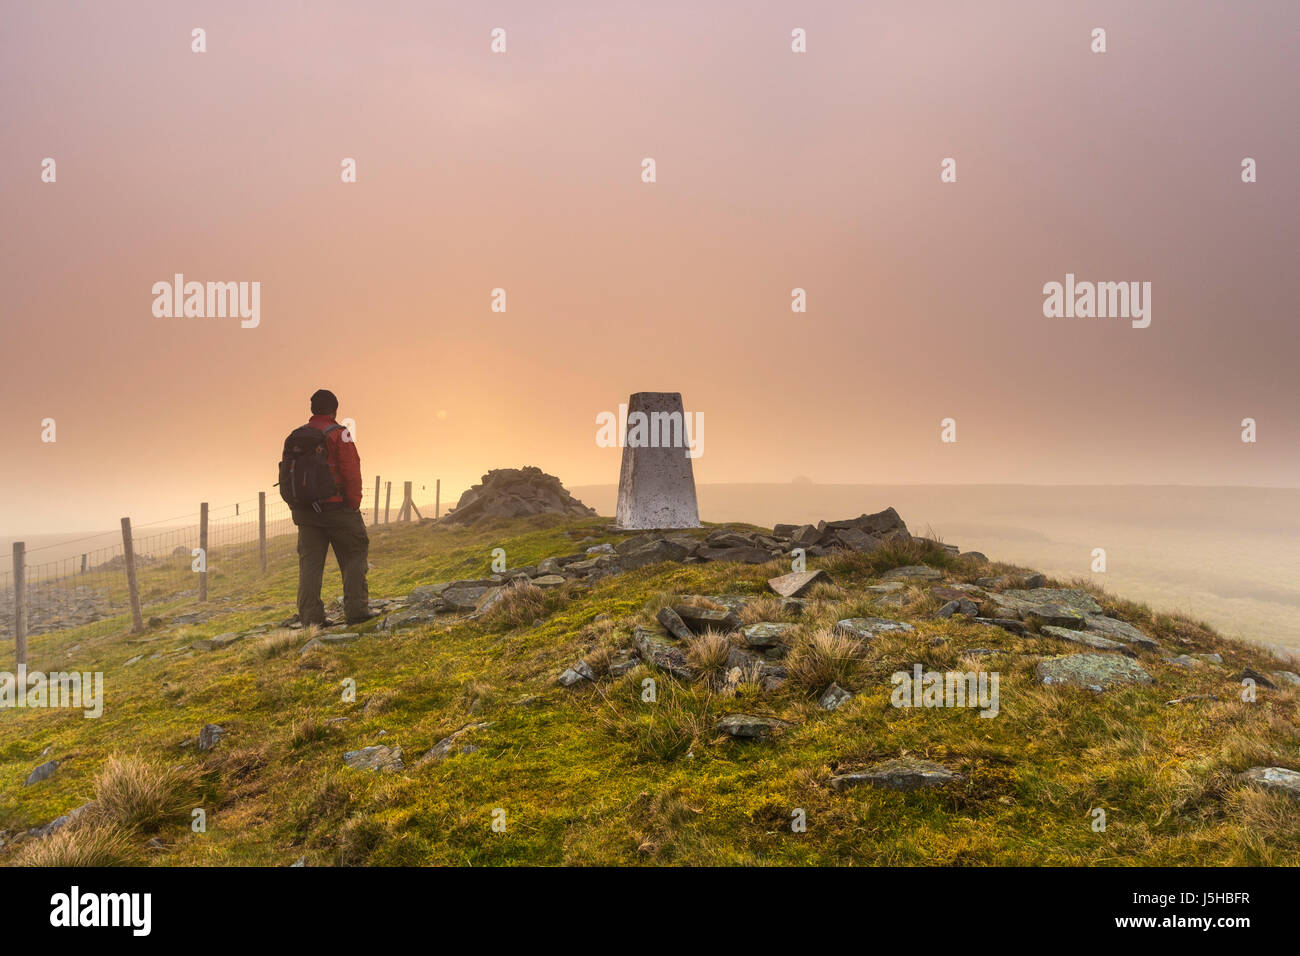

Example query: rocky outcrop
[440,467,597,525]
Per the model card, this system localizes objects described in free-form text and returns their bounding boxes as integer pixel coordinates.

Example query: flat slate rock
[834,617,915,642]
[634,626,694,680]
[381,608,442,631]
[697,546,773,564]
[767,569,830,598]
[1082,614,1161,650]
[741,622,797,649]
[655,606,695,641]
[342,745,404,773]
[1022,604,1088,629]
[1003,588,1103,615]
[318,632,359,644]
[673,604,740,634]
[883,566,943,581]
[1037,653,1153,691]
[1041,626,1135,656]
[715,714,790,739]
[441,585,497,611]
[830,757,963,792]
[192,632,242,652]
[1239,766,1300,800]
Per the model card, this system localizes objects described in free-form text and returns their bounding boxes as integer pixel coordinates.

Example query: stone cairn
[438,467,597,526]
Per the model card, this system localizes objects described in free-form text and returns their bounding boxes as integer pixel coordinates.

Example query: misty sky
[1,0,1297,534]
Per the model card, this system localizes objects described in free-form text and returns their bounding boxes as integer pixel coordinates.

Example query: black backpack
[278,424,342,511]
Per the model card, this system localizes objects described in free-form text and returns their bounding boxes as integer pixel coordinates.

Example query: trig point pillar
[614,391,701,530]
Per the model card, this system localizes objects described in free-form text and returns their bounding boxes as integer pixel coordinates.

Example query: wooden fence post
[258,492,268,574]
[435,479,440,519]
[80,553,87,574]
[373,476,380,526]
[199,502,209,602]
[384,482,391,524]
[120,518,144,633]
[12,541,26,669]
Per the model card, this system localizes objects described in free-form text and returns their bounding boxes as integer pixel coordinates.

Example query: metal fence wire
[2,478,437,642]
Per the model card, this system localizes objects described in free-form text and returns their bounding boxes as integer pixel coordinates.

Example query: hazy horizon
[2,0,1298,534]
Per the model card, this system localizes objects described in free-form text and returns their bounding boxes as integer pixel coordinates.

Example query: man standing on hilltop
[282,389,375,626]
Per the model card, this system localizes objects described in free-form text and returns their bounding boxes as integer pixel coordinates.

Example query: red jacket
[307,414,362,510]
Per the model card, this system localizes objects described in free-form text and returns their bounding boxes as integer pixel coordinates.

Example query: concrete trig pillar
[614,391,701,530]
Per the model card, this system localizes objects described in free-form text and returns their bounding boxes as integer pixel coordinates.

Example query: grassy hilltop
[2,515,1298,866]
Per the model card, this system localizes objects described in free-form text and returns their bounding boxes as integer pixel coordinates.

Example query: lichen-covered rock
[1239,766,1300,800]
[198,724,224,752]
[1041,626,1134,656]
[24,760,59,786]
[715,714,790,739]
[417,722,493,766]
[883,566,943,582]
[1022,604,1088,629]
[1082,615,1161,650]
[1037,653,1153,691]
[831,758,963,792]
[557,660,596,687]
[342,745,404,772]
[819,683,852,711]
[634,626,694,680]
[1003,588,1103,614]
[834,617,915,642]
[741,622,797,649]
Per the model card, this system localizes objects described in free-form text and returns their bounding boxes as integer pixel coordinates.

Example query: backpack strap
[322,424,343,437]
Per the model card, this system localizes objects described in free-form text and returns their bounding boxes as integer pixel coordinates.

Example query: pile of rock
[611,506,936,567]
[772,507,915,556]
[439,467,597,526]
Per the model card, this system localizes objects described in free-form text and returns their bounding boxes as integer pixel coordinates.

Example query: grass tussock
[685,630,733,685]
[16,819,139,867]
[92,754,198,835]
[787,627,867,695]
[737,595,799,625]
[484,579,548,628]
[600,678,717,762]
[253,627,303,659]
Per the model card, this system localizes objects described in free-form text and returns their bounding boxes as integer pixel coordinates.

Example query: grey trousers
[295,508,370,623]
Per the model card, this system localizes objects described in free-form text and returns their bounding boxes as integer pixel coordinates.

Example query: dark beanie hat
[310,389,338,415]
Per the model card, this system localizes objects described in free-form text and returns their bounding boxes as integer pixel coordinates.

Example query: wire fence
[1,477,441,644]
